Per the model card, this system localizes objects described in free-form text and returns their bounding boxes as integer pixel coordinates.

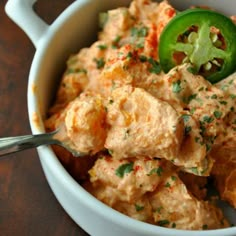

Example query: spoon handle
[0,132,58,157]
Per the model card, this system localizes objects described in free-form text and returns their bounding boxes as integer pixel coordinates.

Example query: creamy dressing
[45,0,236,230]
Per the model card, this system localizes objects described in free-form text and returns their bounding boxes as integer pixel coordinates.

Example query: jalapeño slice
[158,8,236,83]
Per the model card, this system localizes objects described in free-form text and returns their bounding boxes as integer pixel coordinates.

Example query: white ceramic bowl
[5,0,236,235]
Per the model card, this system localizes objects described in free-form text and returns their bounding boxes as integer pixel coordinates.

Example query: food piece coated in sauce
[64,92,107,154]
[88,156,176,203]
[105,85,184,161]
[210,146,236,208]
[86,155,229,229]
[150,175,229,230]
[44,0,236,228]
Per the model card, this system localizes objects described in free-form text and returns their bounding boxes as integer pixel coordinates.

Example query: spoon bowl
[0,129,85,157]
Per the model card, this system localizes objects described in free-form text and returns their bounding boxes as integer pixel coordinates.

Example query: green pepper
[158,8,236,83]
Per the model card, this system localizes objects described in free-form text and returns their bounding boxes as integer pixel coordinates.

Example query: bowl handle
[5,0,49,48]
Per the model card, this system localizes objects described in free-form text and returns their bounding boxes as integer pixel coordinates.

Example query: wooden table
[0,1,89,235]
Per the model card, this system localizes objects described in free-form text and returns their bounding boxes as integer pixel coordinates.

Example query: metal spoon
[0,128,85,157]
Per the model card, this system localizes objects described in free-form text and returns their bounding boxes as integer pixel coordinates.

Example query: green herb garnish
[172,80,182,93]
[97,44,107,50]
[148,166,163,176]
[115,162,134,178]
[148,58,161,74]
[130,26,148,37]
[184,126,192,136]
[94,58,105,69]
[157,220,170,226]
[135,204,144,212]
[182,114,190,123]
[213,110,222,119]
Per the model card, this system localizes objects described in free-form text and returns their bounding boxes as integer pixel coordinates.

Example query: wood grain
[0,1,89,235]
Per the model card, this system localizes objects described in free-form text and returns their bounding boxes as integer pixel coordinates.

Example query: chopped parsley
[187,93,197,102]
[112,35,121,48]
[195,97,204,106]
[182,114,190,123]
[157,220,170,226]
[202,115,214,123]
[202,224,208,230]
[199,121,206,136]
[187,66,197,74]
[164,182,171,188]
[139,55,148,62]
[219,100,227,105]
[94,58,105,69]
[115,162,134,178]
[190,107,196,115]
[183,94,198,104]
[195,136,201,143]
[113,35,121,43]
[126,51,133,59]
[171,175,177,181]
[230,94,236,99]
[130,26,148,37]
[172,80,182,93]
[213,110,222,119]
[136,39,145,49]
[211,94,218,99]
[156,206,163,214]
[206,143,212,152]
[147,166,163,176]
[190,167,199,175]
[97,44,107,50]
[107,149,113,155]
[148,58,161,74]
[198,86,205,91]
[184,126,192,136]
[135,204,144,212]
[220,84,229,91]
[139,55,162,73]
[139,55,161,73]
[130,26,148,49]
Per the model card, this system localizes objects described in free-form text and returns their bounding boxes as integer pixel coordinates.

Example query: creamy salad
[45,0,236,230]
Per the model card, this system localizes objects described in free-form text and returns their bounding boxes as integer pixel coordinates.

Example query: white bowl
[5,0,236,235]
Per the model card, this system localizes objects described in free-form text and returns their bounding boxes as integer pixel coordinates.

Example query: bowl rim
[27,0,236,235]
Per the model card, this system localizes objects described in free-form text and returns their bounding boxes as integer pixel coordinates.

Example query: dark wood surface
[0,1,89,235]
